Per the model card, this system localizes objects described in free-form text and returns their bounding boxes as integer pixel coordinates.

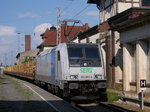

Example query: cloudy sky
[0,0,99,65]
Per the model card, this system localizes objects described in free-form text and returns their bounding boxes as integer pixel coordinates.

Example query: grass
[106,89,119,102]
[0,74,8,100]
[0,74,5,84]
[0,74,33,100]
[11,78,33,100]
[2,74,33,100]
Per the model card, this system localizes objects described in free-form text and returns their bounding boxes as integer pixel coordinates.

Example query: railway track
[70,99,132,112]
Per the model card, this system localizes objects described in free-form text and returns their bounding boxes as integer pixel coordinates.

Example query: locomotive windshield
[68,47,83,59]
[67,44,102,67]
[85,48,100,59]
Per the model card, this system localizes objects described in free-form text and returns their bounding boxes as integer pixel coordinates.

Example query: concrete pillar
[123,44,132,91]
[136,41,147,93]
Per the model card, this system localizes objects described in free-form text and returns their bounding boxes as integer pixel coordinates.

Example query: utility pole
[56,7,83,44]
[11,51,13,65]
[17,32,21,53]
[57,6,61,45]
[4,53,7,66]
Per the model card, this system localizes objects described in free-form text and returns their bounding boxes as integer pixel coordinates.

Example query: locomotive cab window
[141,0,150,7]
[85,47,100,60]
[68,47,83,59]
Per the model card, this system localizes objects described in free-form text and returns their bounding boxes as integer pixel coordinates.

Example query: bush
[107,89,119,102]
[22,56,34,64]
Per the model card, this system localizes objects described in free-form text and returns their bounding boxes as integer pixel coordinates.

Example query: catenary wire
[71,5,90,19]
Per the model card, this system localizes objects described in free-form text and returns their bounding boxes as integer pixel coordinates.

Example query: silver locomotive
[35,43,106,98]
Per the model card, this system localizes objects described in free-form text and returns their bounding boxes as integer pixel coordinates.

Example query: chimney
[25,35,31,51]
[84,23,89,30]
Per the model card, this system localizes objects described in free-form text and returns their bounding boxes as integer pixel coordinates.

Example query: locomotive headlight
[70,75,78,79]
[94,74,103,79]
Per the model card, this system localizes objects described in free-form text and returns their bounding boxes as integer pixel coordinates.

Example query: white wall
[89,33,100,43]
[120,23,150,92]
[80,38,87,43]
[99,0,140,22]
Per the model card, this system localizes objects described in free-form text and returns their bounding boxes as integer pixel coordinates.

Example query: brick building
[38,23,89,51]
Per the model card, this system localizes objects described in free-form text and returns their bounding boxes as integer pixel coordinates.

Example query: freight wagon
[4,61,35,80]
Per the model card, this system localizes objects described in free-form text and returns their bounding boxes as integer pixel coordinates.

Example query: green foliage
[22,56,34,64]
[107,89,119,102]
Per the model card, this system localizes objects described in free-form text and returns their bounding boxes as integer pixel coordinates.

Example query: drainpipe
[116,0,119,14]
[111,31,115,88]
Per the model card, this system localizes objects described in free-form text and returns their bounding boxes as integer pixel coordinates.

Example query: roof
[42,28,57,45]
[87,0,96,4]
[40,23,89,46]
[78,25,99,40]
[108,7,150,32]
[87,0,100,4]
[77,21,110,40]
[113,12,150,32]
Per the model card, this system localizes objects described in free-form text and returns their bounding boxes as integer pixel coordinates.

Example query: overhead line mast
[57,5,83,44]
[57,6,61,45]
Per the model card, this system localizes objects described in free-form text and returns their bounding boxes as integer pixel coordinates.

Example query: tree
[22,56,34,63]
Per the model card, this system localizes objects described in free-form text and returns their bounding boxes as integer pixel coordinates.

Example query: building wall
[80,38,88,43]
[147,42,150,82]
[100,0,116,23]
[88,33,99,43]
[72,38,79,43]
[118,2,140,13]
[43,47,54,51]
[16,49,39,64]
[99,0,140,23]
[121,22,150,93]
[87,0,150,88]
[98,0,142,88]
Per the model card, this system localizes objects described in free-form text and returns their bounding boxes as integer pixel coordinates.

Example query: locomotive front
[66,43,106,98]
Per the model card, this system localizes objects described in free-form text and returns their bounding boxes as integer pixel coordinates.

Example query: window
[85,47,100,59]
[68,47,83,59]
[142,0,150,6]
[57,51,60,61]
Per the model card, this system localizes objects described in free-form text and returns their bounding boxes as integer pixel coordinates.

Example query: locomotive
[35,43,106,98]
[4,43,106,99]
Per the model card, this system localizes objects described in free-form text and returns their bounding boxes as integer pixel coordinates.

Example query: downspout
[116,0,119,14]
[111,31,115,88]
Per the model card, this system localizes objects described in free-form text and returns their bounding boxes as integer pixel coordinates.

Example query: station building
[109,8,150,101]
[86,0,150,89]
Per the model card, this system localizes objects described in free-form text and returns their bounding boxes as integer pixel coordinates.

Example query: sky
[0,0,99,66]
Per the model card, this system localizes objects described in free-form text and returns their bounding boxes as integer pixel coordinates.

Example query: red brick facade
[40,23,89,46]
[25,35,31,51]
